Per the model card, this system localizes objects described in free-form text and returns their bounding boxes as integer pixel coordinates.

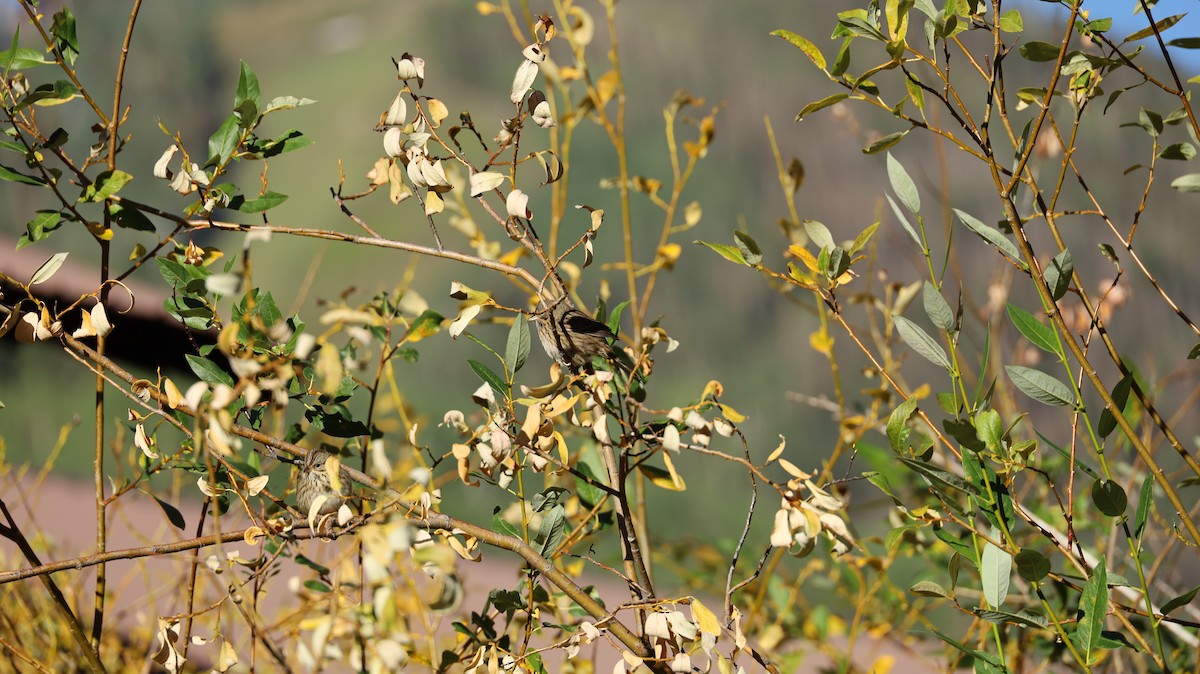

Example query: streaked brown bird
[533,297,638,379]
[295,449,350,516]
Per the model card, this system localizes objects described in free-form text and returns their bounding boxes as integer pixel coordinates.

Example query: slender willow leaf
[886,194,922,247]
[1006,304,1060,355]
[1044,247,1073,300]
[1005,365,1075,406]
[695,240,747,265]
[1134,474,1154,540]
[1097,374,1132,438]
[923,282,954,331]
[954,208,1025,267]
[469,359,509,403]
[910,580,951,598]
[1075,556,1108,661]
[1161,584,1200,615]
[795,93,849,121]
[505,314,530,375]
[887,152,921,214]
[980,529,1011,606]
[770,30,826,71]
[893,315,952,371]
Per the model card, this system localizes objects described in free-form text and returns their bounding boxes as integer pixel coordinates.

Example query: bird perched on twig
[533,297,640,381]
[295,449,350,517]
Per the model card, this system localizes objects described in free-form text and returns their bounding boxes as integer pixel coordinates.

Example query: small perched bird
[295,449,350,517]
[533,297,639,380]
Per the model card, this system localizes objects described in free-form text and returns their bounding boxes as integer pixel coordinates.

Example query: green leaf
[863,129,910,154]
[770,29,826,71]
[1006,304,1060,355]
[20,210,63,248]
[14,80,78,110]
[835,13,888,41]
[1137,107,1163,137]
[972,608,1048,630]
[980,529,1011,606]
[1019,41,1061,62]
[108,202,155,231]
[886,397,919,453]
[1097,374,1132,439]
[574,459,607,509]
[0,46,52,70]
[1159,142,1196,160]
[1168,37,1200,49]
[207,113,241,166]
[922,282,954,331]
[50,9,79,67]
[469,359,509,403]
[849,221,879,255]
[0,164,46,186]
[974,409,1003,452]
[263,96,317,115]
[151,495,186,531]
[954,209,1024,267]
[155,257,209,290]
[186,354,235,387]
[30,252,68,285]
[899,456,978,497]
[235,60,262,113]
[1044,247,1073,301]
[695,240,747,266]
[232,190,288,213]
[795,93,849,121]
[885,194,922,247]
[537,504,567,556]
[85,170,133,202]
[491,506,522,539]
[1161,583,1200,615]
[1170,173,1200,192]
[1015,549,1051,582]
[505,314,530,375]
[910,580,952,598]
[1075,555,1108,662]
[998,9,1023,32]
[893,314,952,371]
[1091,478,1127,517]
[255,129,314,157]
[1124,14,1184,43]
[1134,474,1154,540]
[733,230,763,266]
[1005,365,1076,407]
[887,152,921,214]
[803,220,835,251]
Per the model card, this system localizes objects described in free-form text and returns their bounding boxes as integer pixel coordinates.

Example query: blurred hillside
[4,0,1200,544]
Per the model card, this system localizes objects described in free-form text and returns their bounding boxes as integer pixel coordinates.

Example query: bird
[533,297,640,381]
[295,449,350,517]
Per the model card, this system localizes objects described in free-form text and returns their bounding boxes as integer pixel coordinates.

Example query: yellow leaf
[788,244,820,273]
[657,243,682,270]
[316,343,343,394]
[426,98,449,128]
[164,378,183,409]
[640,462,686,491]
[243,526,265,545]
[717,403,746,423]
[691,598,720,636]
[809,329,834,356]
[701,380,724,400]
[596,70,620,107]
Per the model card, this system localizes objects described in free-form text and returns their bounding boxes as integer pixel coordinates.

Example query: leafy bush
[2,1,1199,673]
